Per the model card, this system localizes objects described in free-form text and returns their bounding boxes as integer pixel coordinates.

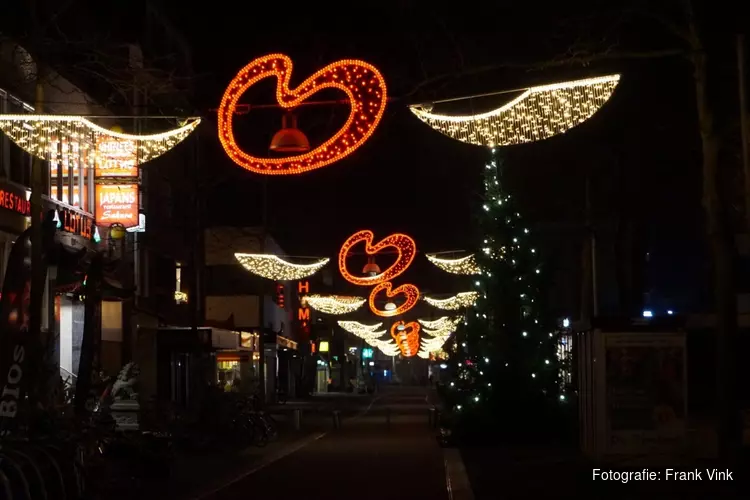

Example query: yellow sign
[319,341,329,353]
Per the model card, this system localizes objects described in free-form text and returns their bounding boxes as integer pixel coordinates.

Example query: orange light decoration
[217,54,388,175]
[338,230,417,286]
[390,321,420,357]
[369,281,420,317]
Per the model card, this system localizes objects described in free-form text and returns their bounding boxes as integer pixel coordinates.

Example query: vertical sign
[297,280,310,340]
[275,283,286,309]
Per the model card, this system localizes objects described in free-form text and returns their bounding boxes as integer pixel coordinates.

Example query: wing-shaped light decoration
[372,339,401,357]
[0,115,200,164]
[423,291,479,311]
[235,254,329,281]
[417,351,430,359]
[425,254,480,275]
[303,295,366,315]
[418,316,463,332]
[409,75,620,147]
[338,321,387,339]
[421,334,452,352]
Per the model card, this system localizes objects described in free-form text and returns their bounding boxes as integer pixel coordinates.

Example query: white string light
[417,316,463,332]
[423,291,479,311]
[303,295,366,315]
[338,321,387,338]
[235,254,329,281]
[0,114,200,164]
[425,254,480,275]
[409,75,620,147]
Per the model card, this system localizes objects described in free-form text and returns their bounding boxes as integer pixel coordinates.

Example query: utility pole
[738,35,750,233]
[257,178,268,405]
[27,0,48,411]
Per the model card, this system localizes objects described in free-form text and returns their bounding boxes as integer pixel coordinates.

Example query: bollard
[428,407,436,427]
[385,407,391,426]
[293,409,301,430]
[332,410,341,430]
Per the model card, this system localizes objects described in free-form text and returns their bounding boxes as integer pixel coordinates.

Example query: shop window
[175,261,187,304]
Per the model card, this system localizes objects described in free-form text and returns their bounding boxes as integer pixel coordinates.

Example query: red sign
[297,280,310,338]
[275,283,286,309]
[95,184,139,228]
[0,187,30,216]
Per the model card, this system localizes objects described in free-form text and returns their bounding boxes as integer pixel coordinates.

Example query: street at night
[1,2,750,499]
[197,387,448,500]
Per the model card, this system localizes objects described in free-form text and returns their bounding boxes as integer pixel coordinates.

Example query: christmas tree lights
[423,291,479,311]
[425,254,480,275]
[303,294,366,315]
[234,254,329,280]
[409,74,620,147]
[217,54,387,175]
[444,151,560,435]
[0,115,200,165]
[369,281,420,317]
[338,230,417,286]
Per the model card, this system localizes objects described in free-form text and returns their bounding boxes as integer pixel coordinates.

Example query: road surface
[197,386,448,500]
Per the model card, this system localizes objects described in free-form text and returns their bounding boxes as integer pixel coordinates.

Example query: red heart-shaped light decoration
[390,321,421,356]
[339,230,417,286]
[369,282,419,317]
[217,54,388,175]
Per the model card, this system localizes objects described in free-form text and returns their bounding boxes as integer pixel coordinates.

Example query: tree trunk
[687,4,740,460]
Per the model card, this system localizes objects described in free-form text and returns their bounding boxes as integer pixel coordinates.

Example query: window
[175,262,187,304]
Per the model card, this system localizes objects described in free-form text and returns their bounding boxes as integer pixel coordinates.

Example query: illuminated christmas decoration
[338,230,417,286]
[423,291,479,311]
[0,115,200,164]
[303,294,366,315]
[337,321,387,338]
[217,54,387,175]
[235,254,329,281]
[390,321,420,357]
[372,338,400,357]
[417,351,430,359]
[425,254,480,275]
[409,75,620,147]
[369,281,420,317]
[418,316,463,332]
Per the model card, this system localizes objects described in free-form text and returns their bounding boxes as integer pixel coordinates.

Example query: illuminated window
[175,262,187,304]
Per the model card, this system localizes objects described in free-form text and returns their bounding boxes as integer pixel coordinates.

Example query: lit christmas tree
[443,150,563,440]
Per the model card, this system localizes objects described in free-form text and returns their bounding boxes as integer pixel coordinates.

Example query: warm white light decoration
[417,351,430,359]
[338,321,387,339]
[421,333,452,352]
[0,115,201,164]
[409,75,620,147]
[371,338,400,357]
[235,254,329,281]
[425,254,480,275]
[423,291,479,310]
[418,316,463,332]
[303,294,366,315]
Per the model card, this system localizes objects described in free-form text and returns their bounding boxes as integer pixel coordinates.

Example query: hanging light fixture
[384,302,397,312]
[362,256,380,276]
[269,112,310,153]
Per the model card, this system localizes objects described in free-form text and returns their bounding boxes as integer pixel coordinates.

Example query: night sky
[168,1,711,313]
[3,0,729,313]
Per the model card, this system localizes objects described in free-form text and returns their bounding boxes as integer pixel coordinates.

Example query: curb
[444,448,475,500]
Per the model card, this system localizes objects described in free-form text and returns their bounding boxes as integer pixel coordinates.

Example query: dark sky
[4,0,729,313]
[157,0,723,313]
[166,2,705,258]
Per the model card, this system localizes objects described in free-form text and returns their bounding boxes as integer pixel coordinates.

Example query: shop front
[214,329,260,393]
